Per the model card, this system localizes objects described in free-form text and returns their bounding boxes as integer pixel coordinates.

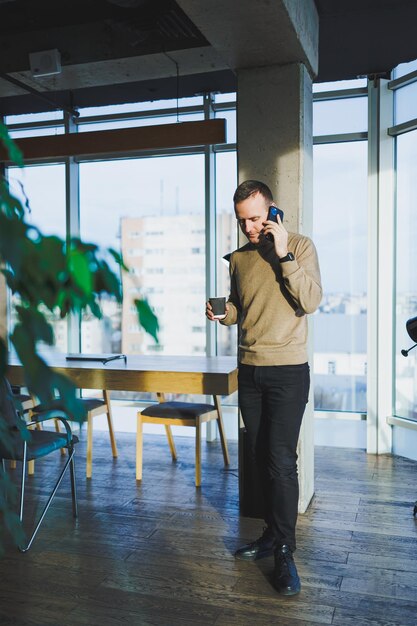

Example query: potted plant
[0,120,158,550]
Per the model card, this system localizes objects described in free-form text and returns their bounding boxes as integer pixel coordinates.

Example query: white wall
[392,426,417,462]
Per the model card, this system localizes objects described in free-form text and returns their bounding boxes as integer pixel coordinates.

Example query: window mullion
[64,112,81,353]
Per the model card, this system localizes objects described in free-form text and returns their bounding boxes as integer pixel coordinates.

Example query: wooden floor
[1,430,417,626]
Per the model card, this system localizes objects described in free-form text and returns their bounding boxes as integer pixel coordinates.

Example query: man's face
[235,192,269,245]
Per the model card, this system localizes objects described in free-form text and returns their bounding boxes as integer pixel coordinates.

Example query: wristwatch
[279,252,295,263]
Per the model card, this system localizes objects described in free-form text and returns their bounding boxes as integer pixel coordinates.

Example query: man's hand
[263,213,289,258]
[206,301,228,321]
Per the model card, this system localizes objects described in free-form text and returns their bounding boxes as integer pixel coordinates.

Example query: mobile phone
[265,206,284,241]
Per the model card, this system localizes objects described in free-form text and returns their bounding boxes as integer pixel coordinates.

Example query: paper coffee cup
[209,297,226,317]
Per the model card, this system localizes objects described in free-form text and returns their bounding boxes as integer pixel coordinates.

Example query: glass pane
[5,111,63,125]
[215,151,238,405]
[313,79,367,93]
[78,112,203,133]
[216,110,236,144]
[6,164,68,352]
[314,97,367,136]
[394,82,417,125]
[7,164,66,237]
[78,96,203,118]
[79,154,205,399]
[9,127,64,139]
[313,141,368,412]
[395,130,417,421]
[215,93,237,103]
[394,58,417,79]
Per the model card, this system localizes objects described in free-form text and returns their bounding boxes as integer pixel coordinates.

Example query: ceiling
[0,0,417,116]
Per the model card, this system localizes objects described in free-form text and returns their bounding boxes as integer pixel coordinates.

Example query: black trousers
[238,362,310,552]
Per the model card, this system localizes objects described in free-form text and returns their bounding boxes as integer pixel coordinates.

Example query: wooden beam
[0,119,226,162]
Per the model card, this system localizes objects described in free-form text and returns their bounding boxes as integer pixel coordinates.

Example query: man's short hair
[233,180,273,205]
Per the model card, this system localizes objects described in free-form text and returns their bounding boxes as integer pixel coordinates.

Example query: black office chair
[0,377,79,552]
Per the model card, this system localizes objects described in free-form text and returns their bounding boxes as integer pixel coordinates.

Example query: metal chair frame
[14,413,77,552]
[1,379,78,552]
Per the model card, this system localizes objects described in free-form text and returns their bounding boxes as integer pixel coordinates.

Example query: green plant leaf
[134,299,159,343]
[68,248,93,297]
[109,248,128,272]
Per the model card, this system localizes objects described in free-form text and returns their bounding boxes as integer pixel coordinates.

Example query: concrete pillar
[237,62,314,513]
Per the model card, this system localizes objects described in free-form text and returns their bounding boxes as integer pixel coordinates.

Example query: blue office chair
[0,377,79,552]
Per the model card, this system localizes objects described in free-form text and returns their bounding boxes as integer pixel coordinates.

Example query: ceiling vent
[29,49,61,77]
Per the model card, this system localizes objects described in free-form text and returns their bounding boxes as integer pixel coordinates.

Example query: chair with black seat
[136,393,230,487]
[0,377,78,552]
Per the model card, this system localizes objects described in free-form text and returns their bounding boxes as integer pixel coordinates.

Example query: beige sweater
[220,233,322,366]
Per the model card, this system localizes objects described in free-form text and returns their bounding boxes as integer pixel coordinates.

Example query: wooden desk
[8,354,238,397]
[9,353,238,487]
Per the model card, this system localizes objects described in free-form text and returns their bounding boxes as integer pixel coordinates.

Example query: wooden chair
[51,390,118,478]
[82,391,118,478]
[136,393,230,487]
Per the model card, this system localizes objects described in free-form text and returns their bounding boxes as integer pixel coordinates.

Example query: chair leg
[69,453,78,518]
[19,443,28,522]
[164,425,177,461]
[213,395,230,467]
[20,448,77,553]
[86,414,93,479]
[136,413,143,481]
[195,416,202,488]
[54,418,66,456]
[103,390,118,458]
[27,425,36,476]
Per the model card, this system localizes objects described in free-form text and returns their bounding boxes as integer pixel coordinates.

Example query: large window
[394,130,417,421]
[5,95,238,411]
[313,90,368,413]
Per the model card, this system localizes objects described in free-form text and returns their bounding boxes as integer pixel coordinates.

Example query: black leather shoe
[273,545,301,596]
[234,527,277,561]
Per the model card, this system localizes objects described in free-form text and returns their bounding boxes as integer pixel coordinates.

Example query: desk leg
[195,416,201,488]
[86,416,93,479]
[213,395,230,466]
[103,390,118,458]
[136,413,143,481]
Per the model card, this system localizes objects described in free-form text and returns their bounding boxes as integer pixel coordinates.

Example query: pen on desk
[102,354,127,365]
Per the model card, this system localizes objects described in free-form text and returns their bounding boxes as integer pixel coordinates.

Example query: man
[206,180,322,596]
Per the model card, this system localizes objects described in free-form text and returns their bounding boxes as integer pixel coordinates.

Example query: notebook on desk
[66,354,127,364]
